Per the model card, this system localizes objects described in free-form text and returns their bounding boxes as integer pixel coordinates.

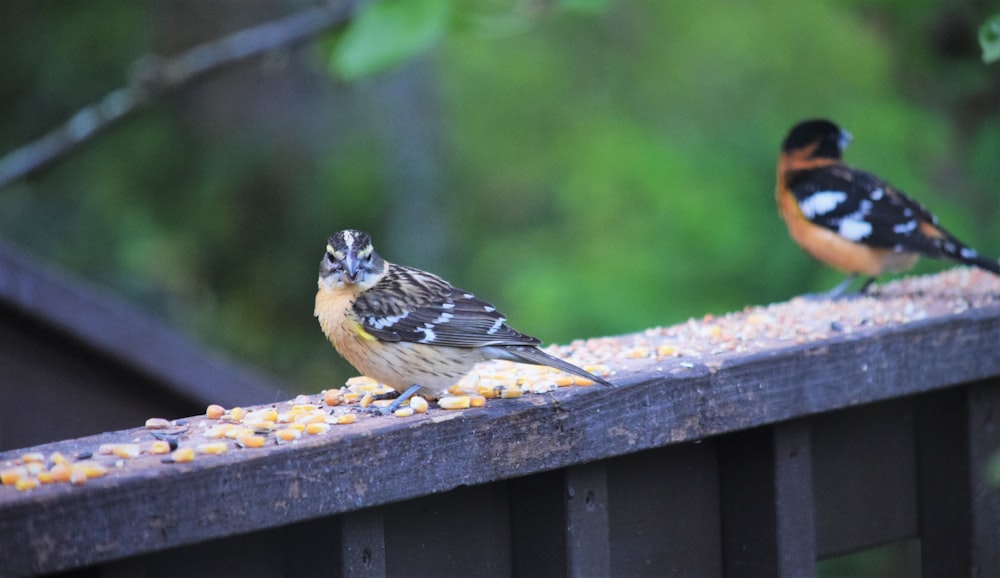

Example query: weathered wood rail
[2,270,1000,577]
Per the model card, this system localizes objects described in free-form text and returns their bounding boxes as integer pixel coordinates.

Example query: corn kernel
[70,468,88,485]
[245,420,275,433]
[145,417,172,429]
[626,347,649,359]
[196,442,228,455]
[25,462,45,476]
[335,413,357,425]
[447,384,464,395]
[438,396,471,410]
[15,477,39,491]
[37,471,55,484]
[150,440,172,455]
[323,389,341,406]
[229,407,246,422]
[287,422,306,432]
[1,467,27,485]
[21,452,45,464]
[554,376,575,387]
[294,411,326,425]
[410,396,429,413]
[171,447,195,463]
[657,345,679,357]
[246,408,278,423]
[204,424,234,439]
[50,452,69,466]
[237,434,266,448]
[275,428,301,443]
[469,395,487,408]
[225,427,250,440]
[359,392,374,409]
[305,422,331,435]
[500,387,523,399]
[111,444,141,459]
[491,374,519,389]
[523,382,550,394]
[206,404,225,419]
[346,375,378,388]
[393,407,415,418]
[476,386,499,399]
[574,377,596,387]
[49,463,72,483]
[583,364,610,376]
[293,394,313,405]
[73,462,109,479]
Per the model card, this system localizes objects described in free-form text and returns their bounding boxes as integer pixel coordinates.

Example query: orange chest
[315,287,372,356]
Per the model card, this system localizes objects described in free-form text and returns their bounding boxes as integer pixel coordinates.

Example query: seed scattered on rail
[196,442,228,455]
[171,447,195,463]
[438,396,471,410]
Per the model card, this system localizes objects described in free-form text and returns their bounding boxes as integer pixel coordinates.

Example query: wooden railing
[2,270,999,577]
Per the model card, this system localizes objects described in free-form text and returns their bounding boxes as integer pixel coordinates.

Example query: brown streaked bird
[315,229,616,412]
[777,119,1000,296]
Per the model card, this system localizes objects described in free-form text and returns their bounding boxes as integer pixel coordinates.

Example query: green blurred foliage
[330,0,452,80]
[1,0,998,401]
[817,539,922,577]
[980,14,1000,63]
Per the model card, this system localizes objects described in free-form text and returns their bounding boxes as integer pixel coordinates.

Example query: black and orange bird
[315,229,616,412]
[777,119,1000,296]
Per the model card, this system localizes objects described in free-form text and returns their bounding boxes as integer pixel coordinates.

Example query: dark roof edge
[0,240,286,406]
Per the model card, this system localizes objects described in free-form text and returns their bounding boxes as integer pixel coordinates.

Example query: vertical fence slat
[813,399,918,558]
[720,421,816,577]
[382,483,513,576]
[968,382,1000,575]
[510,470,568,577]
[341,508,387,578]
[773,420,816,577]
[917,387,971,576]
[720,426,777,576]
[918,381,1000,577]
[606,442,723,576]
[565,462,610,577]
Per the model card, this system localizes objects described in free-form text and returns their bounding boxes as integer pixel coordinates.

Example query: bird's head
[319,229,385,289]
[782,119,852,160]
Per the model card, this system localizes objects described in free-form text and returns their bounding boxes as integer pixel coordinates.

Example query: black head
[319,229,384,288]
[782,119,852,160]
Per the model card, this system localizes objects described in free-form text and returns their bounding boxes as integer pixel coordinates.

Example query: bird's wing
[787,164,952,253]
[353,264,541,348]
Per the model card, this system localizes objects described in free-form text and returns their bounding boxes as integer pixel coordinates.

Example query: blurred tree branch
[0,0,361,191]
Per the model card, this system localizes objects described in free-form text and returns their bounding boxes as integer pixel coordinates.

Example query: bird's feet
[365,384,422,416]
[799,276,875,301]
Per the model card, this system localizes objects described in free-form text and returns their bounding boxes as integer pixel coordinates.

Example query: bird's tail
[964,254,1000,275]
[918,221,1000,276]
[937,236,1000,275]
[499,345,617,388]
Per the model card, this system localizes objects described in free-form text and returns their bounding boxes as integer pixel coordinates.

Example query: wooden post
[720,421,816,577]
[565,462,610,577]
[342,509,387,578]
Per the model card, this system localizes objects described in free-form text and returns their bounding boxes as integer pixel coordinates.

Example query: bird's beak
[838,129,853,150]
[342,254,362,283]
